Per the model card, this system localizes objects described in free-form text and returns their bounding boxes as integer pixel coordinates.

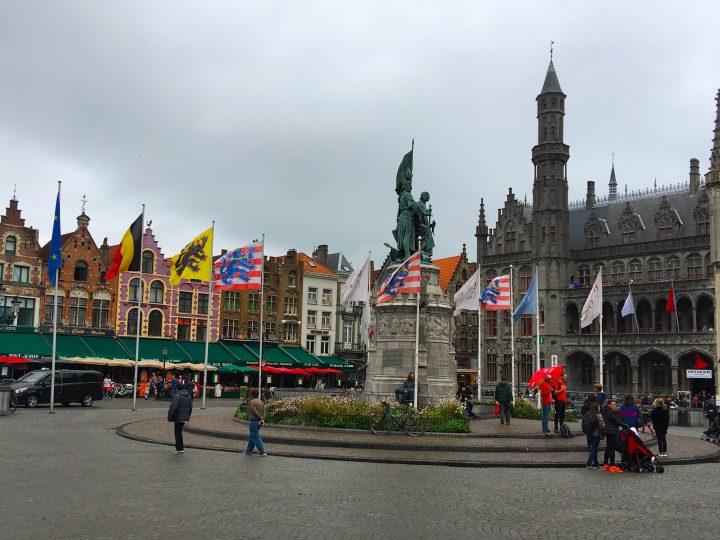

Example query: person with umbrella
[539,374,554,436]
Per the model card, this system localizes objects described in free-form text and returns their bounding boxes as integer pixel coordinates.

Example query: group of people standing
[582,386,670,473]
[538,373,568,436]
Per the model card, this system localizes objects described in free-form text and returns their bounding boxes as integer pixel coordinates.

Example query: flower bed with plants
[235,395,470,433]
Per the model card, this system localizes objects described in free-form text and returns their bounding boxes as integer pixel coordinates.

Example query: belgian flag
[105,214,143,280]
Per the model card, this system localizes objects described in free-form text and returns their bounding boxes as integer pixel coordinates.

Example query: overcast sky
[2,1,719,270]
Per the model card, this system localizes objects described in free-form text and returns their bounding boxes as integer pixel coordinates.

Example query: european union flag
[512,273,538,323]
[48,191,62,285]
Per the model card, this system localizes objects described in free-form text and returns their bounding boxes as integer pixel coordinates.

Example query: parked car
[0,369,103,408]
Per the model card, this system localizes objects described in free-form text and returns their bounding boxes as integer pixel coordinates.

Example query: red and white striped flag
[213,242,263,291]
[376,251,421,305]
[480,275,511,311]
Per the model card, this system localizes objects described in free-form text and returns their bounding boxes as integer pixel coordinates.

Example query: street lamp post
[0,286,22,330]
[162,344,168,379]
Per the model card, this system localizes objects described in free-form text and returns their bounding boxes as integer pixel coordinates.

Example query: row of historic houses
[0,198,364,366]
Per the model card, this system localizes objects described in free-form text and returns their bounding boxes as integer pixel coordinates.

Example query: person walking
[585,402,605,469]
[167,383,193,454]
[649,397,670,457]
[245,388,267,456]
[601,400,628,473]
[539,375,554,436]
[185,373,195,401]
[553,373,568,433]
[171,374,178,398]
[494,376,513,425]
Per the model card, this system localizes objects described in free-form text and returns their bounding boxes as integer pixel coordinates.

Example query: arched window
[611,261,625,284]
[147,310,163,337]
[74,261,88,282]
[149,280,165,304]
[129,278,144,302]
[628,259,642,283]
[127,308,142,335]
[648,258,662,281]
[141,250,155,274]
[666,256,680,280]
[687,254,702,279]
[4,235,16,254]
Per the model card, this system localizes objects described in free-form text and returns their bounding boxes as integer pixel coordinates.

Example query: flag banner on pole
[169,227,213,285]
[376,251,421,305]
[665,286,676,313]
[213,242,263,291]
[105,214,143,280]
[621,291,635,317]
[512,273,538,323]
[694,354,709,369]
[480,275,511,311]
[453,267,482,316]
[580,271,602,328]
[341,255,371,304]
[48,191,62,285]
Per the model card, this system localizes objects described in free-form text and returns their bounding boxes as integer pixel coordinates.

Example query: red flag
[694,354,709,369]
[665,286,676,313]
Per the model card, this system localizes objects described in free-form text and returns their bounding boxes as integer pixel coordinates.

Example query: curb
[116,423,720,469]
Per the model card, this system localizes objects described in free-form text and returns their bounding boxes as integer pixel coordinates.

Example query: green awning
[318,356,357,371]
[46,334,96,358]
[0,331,52,358]
[175,341,242,366]
[242,343,294,367]
[219,341,260,364]
[217,365,256,374]
[280,346,321,367]
[79,336,131,360]
[118,337,189,362]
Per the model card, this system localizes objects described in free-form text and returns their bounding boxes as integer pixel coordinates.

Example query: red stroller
[619,428,665,473]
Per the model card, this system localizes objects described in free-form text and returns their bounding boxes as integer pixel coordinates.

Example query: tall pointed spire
[609,154,618,201]
[540,45,563,95]
[707,89,720,186]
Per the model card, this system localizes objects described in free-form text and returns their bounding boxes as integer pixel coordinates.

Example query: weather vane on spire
[550,41,554,61]
[81,194,87,214]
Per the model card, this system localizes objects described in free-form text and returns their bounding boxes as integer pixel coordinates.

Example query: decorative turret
[609,155,618,200]
[708,90,720,187]
[475,198,488,262]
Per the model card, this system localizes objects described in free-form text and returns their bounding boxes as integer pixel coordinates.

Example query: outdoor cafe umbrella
[0,356,30,364]
[528,365,564,389]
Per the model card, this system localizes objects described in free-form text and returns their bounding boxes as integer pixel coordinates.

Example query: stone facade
[111,227,219,341]
[0,198,42,327]
[218,249,303,346]
[39,211,114,334]
[468,63,717,396]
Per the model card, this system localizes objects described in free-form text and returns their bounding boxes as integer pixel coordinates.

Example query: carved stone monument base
[364,263,457,406]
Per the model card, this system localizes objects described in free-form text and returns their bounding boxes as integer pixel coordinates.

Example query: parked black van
[2,369,103,407]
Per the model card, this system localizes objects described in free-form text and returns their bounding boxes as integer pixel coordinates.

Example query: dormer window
[658,217,673,240]
[697,209,710,235]
[621,223,635,244]
[587,228,600,248]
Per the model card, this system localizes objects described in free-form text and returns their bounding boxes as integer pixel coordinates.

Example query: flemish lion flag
[105,214,143,280]
[169,227,213,285]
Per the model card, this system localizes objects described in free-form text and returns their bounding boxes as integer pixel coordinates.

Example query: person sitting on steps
[395,372,415,404]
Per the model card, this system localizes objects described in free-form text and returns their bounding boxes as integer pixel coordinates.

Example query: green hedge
[235,395,470,433]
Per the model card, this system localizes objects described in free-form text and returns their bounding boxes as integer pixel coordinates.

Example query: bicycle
[9,394,17,413]
[370,401,426,437]
[111,383,135,398]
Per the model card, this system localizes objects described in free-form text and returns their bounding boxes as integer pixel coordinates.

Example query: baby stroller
[619,428,665,473]
[702,409,720,444]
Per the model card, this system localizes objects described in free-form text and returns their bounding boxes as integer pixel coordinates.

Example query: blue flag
[48,191,62,285]
[512,273,537,323]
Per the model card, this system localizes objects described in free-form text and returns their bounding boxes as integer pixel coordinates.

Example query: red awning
[0,356,29,364]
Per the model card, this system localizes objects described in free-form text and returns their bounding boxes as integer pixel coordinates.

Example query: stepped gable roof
[432,255,462,293]
[568,189,704,250]
[297,252,334,275]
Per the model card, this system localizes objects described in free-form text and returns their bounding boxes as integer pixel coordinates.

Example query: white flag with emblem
[340,255,370,304]
[580,270,603,328]
[453,267,482,316]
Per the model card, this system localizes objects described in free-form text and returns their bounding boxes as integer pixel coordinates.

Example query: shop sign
[686,369,712,379]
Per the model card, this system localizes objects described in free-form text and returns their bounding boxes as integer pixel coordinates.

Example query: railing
[569,180,695,210]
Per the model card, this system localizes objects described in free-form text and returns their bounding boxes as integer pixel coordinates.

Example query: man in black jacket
[601,400,628,473]
[168,383,193,453]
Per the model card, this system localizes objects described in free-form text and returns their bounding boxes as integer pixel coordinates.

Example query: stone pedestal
[364,263,457,406]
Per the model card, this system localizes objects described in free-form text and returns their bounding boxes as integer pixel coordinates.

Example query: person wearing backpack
[584,403,605,469]
[553,373,568,434]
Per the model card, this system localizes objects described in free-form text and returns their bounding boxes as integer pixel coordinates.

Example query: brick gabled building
[39,211,114,334]
[0,197,42,327]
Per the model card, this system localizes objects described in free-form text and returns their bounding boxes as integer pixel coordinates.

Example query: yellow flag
[168,227,213,285]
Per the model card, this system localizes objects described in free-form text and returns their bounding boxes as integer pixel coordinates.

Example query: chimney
[286,249,297,260]
[689,158,700,194]
[586,181,596,209]
[314,244,328,265]
[100,237,109,265]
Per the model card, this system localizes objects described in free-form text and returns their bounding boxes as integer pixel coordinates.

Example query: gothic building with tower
[473,59,717,396]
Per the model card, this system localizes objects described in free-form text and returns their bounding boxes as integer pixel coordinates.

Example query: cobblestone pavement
[2,405,720,540]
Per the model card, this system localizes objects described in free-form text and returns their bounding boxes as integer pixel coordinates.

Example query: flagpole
[599,268,604,388]
[671,280,680,332]
[49,180,61,415]
[258,233,265,398]
[534,265,541,409]
[630,284,640,333]
[414,242,421,411]
[132,204,145,412]
[365,251,371,373]
[201,221,215,409]
[477,306,483,401]
[509,265,515,398]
